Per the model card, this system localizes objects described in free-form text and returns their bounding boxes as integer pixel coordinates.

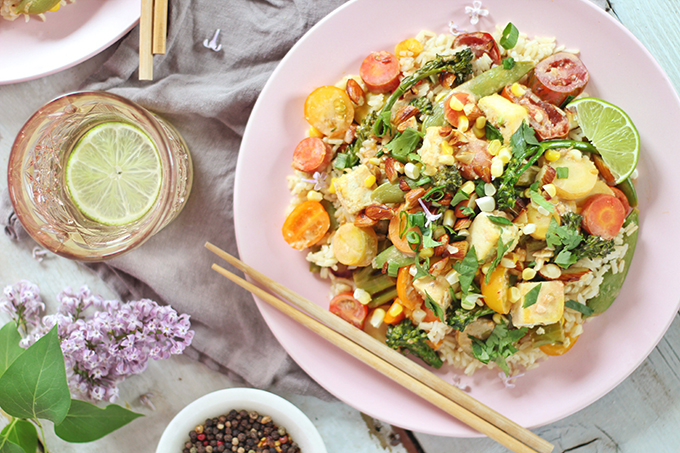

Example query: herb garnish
[565,299,595,318]
[424,292,445,321]
[485,237,510,284]
[502,57,516,70]
[555,167,569,179]
[488,215,513,226]
[522,283,543,308]
[454,246,479,296]
[529,182,555,213]
[500,23,520,49]
[470,322,528,375]
[385,127,424,163]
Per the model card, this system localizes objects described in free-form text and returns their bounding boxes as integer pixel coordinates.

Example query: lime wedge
[566,97,640,184]
[65,122,162,226]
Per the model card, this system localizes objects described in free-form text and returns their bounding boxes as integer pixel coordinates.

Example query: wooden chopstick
[152,0,168,54]
[205,242,554,453]
[139,0,154,80]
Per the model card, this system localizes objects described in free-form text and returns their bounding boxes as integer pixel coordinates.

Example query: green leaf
[484,238,510,285]
[385,127,424,163]
[487,215,512,226]
[529,182,555,213]
[413,256,432,280]
[0,322,25,378]
[500,23,519,49]
[450,188,470,207]
[0,327,71,424]
[54,400,143,443]
[485,122,503,142]
[1,420,37,453]
[523,283,543,308]
[423,292,445,321]
[555,167,569,179]
[565,299,595,318]
[470,323,528,375]
[422,230,443,248]
[502,57,515,70]
[454,246,480,295]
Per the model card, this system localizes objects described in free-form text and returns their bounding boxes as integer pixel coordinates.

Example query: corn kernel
[438,155,456,166]
[509,286,521,302]
[364,174,376,188]
[404,162,420,179]
[49,1,61,11]
[544,149,561,162]
[387,301,403,317]
[472,126,486,139]
[461,180,475,195]
[481,263,491,274]
[449,96,464,111]
[522,268,537,280]
[458,115,469,132]
[306,190,323,202]
[328,179,336,194]
[441,140,454,155]
[443,209,455,227]
[511,83,526,97]
[500,257,515,268]
[488,139,502,156]
[568,149,582,160]
[420,247,434,258]
[490,159,504,178]
[423,165,438,176]
[492,313,503,324]
[394,161,405,173]
[543,183,557,198]
[369,308,386,328]
[353,288,372,305]
[368,157,381,165]
[498,147,512,164]
[475,116,487,129]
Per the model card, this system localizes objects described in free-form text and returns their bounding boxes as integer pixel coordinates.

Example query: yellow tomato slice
[304,86,354,138]
[481,266,511,314]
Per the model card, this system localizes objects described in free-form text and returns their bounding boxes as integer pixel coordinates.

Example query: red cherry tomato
[360,51,401,94]
[329,292,368,329]
[443,92,482,129]
[453,32,501,66]
[526,52,589,106]
[292,137,332,173]
[501,84,570,141]
[581,194,626,240]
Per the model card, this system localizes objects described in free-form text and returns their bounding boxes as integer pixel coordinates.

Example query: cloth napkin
[1,0,347,396]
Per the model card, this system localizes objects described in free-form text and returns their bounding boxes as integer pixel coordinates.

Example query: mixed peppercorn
[182,409,300,453]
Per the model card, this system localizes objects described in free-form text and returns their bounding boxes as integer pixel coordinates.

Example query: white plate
[235,0,680,437]
[0,0,138,84]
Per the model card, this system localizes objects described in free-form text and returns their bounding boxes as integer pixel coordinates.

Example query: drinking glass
[7,91,193,261]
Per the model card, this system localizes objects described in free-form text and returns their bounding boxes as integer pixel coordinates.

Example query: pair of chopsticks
[139,0,168,80]
[205,242,554,453]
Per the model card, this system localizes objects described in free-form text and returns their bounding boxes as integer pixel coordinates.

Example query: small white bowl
[156,388,326,453]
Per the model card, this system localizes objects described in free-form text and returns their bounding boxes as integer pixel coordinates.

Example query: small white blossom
[465,0,489,25]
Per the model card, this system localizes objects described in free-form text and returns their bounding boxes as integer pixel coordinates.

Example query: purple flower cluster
[0,280,45,332]
[3,281,194,403]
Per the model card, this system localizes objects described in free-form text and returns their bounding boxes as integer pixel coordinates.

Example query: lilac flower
[418,198,442,227]
[301,171,328,191]
[0,280,45,330]
[465,0,489,25]
[11,281,194,403]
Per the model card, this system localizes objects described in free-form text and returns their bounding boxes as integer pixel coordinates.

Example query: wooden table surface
[1,0,679,452]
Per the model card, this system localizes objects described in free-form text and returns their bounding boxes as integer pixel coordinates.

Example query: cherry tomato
[453,32,501,66]
[501,84,569,141]
[396,266,424,311]
[481,266,511,314]
[329,292,368,329]
[526,52,589,106]
[540,335,579,356]
[304,86,355,138]
[580,194,626,240]
[360,51,401,94]
[282,200,330,250]
[443,92,482,129]
[292,137,332,173]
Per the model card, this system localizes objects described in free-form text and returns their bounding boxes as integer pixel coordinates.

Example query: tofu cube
[511,281,565,327]
[467,212,519,262]
[333,164,375,214]
[477,94,528,144]
[417,126,446,170]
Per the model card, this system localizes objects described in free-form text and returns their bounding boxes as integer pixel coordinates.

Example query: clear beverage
[7,91,193,261]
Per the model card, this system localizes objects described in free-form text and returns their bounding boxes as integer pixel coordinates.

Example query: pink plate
[235,0,680,436]
[0,0,138,84]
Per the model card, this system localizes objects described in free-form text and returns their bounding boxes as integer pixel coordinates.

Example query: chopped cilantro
[522,283,543,308]
[450,188,471,207]
[484,238,510,285]
[502,57,515,70]
[565,299,595,318]
[454,246,479,295]
[470,322,528,375]
[485,122,503,142]
[488,215,512,226]
[529,182,555,213]
[424,292,445,321]
[555,167,569,179]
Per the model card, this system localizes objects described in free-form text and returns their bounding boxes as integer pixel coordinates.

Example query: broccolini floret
[386,320,443,368]
[446,304,495,332]
[409,96,434,116]
[431,165,463,194]
[572,234,615,261]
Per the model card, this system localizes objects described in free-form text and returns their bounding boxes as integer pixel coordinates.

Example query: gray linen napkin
[1,0,347,396]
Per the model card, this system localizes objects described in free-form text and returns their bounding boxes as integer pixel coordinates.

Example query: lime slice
[65,122,162,226]
[567,97,640,184]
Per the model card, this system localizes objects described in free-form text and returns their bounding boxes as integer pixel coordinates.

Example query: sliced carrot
[383,299,405,325]
[388,206,420,255]
[609,186,631,214]
[292,137,332,173]
[581,194,626,240]
[396,266,423,311]
[360,51,401,94]
[282,200,330,250]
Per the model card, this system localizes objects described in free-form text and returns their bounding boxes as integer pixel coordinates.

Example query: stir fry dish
[282,24,639,376]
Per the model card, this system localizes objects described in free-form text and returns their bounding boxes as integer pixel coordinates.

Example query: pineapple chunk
[511,281,565,327]
[477,94,528,144]
[467,212,519,262]
[413,275,453,312]
[334,164,375,214]
[418,126,446,171]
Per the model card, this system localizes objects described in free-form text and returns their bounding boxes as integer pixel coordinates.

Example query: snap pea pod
[586,208,639,315]
[616,178,638,207]
[454,61,535,99]
[371,182,406,204]
[421,100,446,130]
